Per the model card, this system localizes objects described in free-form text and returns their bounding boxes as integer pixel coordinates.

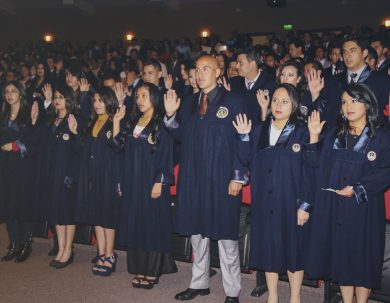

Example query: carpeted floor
[0,224,331,303]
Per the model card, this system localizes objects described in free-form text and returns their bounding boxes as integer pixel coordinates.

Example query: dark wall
[0,1,388,47]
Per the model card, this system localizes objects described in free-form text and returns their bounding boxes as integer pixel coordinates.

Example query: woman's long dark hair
[46,85,79,127]
[270,83,305,124]
[87,86,118,130]
[0,81,31,127]
[124,82,162,150]
[336,83,380,137]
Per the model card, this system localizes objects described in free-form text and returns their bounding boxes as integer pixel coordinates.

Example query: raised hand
[307,69,324,101]
[336,185,354,197]
[42,83,53,101]
[257,89,270,121]
[164,89,181,117]
[232,113,252,134]
[113,105,126,123]
[217,77,231,91]
[308,110,325,143]
[68,114,78,134]
[164,74,173,90]
[31,101,39,125]
[151,182,162,199]
[78,78,90,92]
[113,82,126,106]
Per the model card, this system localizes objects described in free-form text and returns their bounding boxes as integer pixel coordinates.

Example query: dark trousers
[6,221,34,243]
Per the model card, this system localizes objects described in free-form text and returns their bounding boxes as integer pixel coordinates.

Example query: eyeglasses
[53,96,65,100]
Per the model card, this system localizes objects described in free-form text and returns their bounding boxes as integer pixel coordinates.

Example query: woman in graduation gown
[77,86,121,276]
[114,82,177,289]
[35,85,81,268]
[305,83,390,303]
[233,83,313,303]
[0,81,39,263]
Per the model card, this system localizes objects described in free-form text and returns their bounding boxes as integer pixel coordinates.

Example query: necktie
[247,81,254,90]
[350,73,358,84]
[199,93,208,115]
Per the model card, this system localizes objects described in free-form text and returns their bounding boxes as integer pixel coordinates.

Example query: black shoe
[1,242,21,261]
[49,259,60,267]
[14,242,32,263]
[175,288,210,301]
[224,296,239,303]
[55,252,74,269]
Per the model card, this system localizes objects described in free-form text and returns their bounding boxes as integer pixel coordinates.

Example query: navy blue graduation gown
[76,121,121,229]
[116,124,175,252]
[34,119,82,225]
[0,119,40,222]
[238,120,313,273]
[165,87,248,240]
[305,127,390,289]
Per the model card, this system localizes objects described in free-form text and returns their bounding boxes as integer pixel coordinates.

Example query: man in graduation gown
[306,34,390,127]
[229,47,275,125]
[164,55,248,303]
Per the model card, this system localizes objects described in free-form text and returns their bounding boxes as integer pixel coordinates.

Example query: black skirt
[127,248,178,277]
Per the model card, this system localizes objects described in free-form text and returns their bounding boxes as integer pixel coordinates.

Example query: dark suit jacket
[229,71,275,124]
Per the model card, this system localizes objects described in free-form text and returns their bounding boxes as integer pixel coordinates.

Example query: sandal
[91,253,105,264]
[132,277,155,290]
[96,253,117,277]
[145,277,159,285]
[91,255,105,275]
[131,276,145,288]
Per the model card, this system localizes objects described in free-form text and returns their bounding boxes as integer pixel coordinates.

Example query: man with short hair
[229,47,275,124]
[164,55,247,303]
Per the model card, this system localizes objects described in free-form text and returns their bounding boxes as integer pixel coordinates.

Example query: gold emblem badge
[106,130,112,139]
[216,106,229,119]
[62,133,70,141]
[148,133,156,145]
[367,151,376,161]
[292,143,301,153]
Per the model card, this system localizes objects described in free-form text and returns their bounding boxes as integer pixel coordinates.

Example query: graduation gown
[238,120,313,273]
[34,118,81,225]
[165,87,248,240]
[116,124,175,252]
[0,119,40,222]
[305,127,390,289]
[76,120,121,229]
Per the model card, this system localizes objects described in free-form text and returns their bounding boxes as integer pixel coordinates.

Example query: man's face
[288,44,302,59]
[142,65,161,86]
[342,41,367,71]
[315,48,325,60]
[236,54,255,78]
[195,56,220,92]
[370,41,385,59]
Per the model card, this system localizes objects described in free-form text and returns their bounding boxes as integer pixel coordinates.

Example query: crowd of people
[0,25,390,303]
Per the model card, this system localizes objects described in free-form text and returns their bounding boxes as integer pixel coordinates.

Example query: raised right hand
[42,83,53,101]
[232,113,252,134]
[164,89,181,117]
[308,110,326,139]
